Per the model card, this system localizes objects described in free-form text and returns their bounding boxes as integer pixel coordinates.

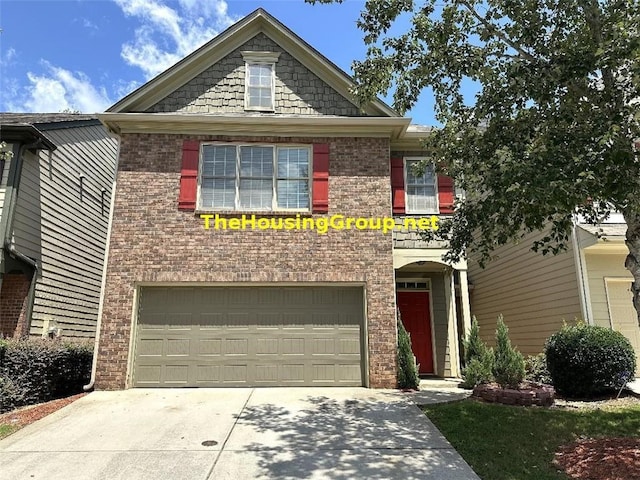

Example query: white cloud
[82,18,99,30]
[114,0,236,79]
[3,0,237,113]
[11,63,112,113]
[0,47,16,67]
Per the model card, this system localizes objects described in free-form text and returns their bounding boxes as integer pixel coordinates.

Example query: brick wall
[0,273,31,338]
[147,33,362,116]
[95,133,397,389]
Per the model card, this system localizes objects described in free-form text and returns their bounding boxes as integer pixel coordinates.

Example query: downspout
[84,137,120,392]
[2,141,49,336]
[571,218,593,324]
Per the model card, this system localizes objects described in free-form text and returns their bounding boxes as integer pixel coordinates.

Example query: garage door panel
[133,286,364,387]
[196,365,220,383]
[197,339,222,356]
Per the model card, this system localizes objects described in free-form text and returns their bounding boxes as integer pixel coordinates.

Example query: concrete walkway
[0,388,479,480]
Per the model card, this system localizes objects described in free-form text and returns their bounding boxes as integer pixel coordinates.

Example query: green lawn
[422,399,640,480]
[0,424,18,440]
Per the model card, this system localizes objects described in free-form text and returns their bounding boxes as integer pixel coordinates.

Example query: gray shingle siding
[147,33,362,116]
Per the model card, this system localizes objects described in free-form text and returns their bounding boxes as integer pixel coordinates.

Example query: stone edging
[473,383,555,407]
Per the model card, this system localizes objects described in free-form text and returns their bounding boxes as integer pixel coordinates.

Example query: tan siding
[431,275,452,376]
[583,251,631,327]
[29,124,117,337]
[11,150,41,260]
[468,228,582,355]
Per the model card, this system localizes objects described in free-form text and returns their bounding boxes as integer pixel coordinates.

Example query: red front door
[397,291,434,374]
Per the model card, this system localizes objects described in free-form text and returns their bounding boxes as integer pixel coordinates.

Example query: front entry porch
[394,252,472,379]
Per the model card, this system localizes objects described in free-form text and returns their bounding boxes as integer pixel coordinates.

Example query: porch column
[459,269,472,337]
[444,269,461,377]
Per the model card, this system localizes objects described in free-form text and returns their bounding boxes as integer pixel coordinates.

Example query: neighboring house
[0,114,118,339]
[468,216,640,368]
[94,8,472,389]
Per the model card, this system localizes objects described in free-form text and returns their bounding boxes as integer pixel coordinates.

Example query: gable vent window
[242,51,280,112]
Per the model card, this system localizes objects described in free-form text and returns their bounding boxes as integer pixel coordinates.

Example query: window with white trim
[198,144,311,211]
[242,51,280,111]
[405,158,438,213]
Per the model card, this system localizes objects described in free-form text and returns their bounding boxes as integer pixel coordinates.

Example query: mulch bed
[552,392,640,480]
[0,393,86,430]
[554,437,640,480]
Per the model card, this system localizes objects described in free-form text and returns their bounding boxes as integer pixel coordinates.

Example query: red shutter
[312,143,329,213]
[437,175,455,214]
[178,140,200,211]
[390,158,405,214]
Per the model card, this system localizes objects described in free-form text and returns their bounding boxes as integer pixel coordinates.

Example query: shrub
[462,316,486,367]
[0,339,93,413]
[545,323,636,398]
[492,315,525,389]
[525,353,552,385]
[460,317,494,389]
[397,311,420,390]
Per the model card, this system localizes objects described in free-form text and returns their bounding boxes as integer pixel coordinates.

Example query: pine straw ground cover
[0,393,86,440]
[422,393,640,480]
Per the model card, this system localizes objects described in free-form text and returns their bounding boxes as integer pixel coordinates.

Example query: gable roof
[108,8,398,117]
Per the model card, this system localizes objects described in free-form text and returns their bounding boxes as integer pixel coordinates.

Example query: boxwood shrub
[0,339,93,413]
[545,324,636,398]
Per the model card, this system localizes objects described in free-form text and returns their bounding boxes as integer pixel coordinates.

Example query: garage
[132,286,365,387]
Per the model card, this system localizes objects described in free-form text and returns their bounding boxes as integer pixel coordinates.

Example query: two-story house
[93,9,472,389]
[0,114,118,339]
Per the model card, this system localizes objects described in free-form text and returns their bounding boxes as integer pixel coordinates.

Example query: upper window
[404,158,438,213]
[242,51,280,112]
[198,144,310,211]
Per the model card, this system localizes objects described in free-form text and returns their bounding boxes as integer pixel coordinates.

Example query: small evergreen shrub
[0,339,93,413]
[461,317,493,389]
[545,323,636,398]
[462,316,486,367]
[397,312,420,390]
[492,316,525,389]
[525,353,552,385]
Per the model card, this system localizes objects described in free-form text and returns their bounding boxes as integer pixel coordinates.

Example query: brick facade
[95,133,398,389]
[0,273,31,338]
[147,33,362,116]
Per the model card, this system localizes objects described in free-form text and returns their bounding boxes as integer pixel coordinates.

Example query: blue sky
[0,0,437,124]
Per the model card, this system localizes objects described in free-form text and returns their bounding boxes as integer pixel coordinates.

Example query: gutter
[571,220,594,324]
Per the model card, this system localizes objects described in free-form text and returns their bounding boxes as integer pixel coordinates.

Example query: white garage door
[132,286,365,387]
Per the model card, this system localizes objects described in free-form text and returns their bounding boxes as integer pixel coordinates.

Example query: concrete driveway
[0,388,479,480]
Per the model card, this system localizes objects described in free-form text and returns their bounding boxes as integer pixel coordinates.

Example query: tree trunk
[623,209,640,328]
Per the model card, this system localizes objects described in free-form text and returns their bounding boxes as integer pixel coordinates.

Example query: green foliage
[0,141,13,163]
[545,324,636,398]
[308,0,640,294]
[0,339,93,413]
[462,316,485,366]
[524,353,552,385]
[460,317,493,389]
[397,312,420,389]
[492,316,526,389]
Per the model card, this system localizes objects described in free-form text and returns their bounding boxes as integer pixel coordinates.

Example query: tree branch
[459,0,539,64]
